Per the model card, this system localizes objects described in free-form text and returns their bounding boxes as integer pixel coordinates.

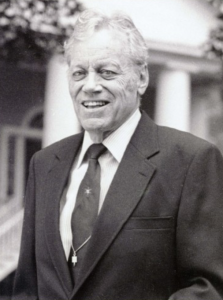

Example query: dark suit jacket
[13,112,223,300]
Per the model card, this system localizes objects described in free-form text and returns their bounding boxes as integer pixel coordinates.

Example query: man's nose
[82,72,102,93]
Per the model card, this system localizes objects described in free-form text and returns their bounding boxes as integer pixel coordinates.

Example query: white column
[43,55,81,148]
[14,136,25,205]
[155,69,191,132]
[0,130,9,202]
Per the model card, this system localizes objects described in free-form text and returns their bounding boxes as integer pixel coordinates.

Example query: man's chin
[81,119,106,133]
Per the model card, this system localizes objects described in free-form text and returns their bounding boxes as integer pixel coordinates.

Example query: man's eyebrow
[70,62,86,69]
[70,59,122,70]
[96,60,121,69]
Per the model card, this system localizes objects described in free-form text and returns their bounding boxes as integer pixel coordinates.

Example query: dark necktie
[70,143,106,277]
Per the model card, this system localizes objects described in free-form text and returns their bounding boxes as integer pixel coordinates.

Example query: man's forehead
[72,47,130,62]
[74,47,115,57]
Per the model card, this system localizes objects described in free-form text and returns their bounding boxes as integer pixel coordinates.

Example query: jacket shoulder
[157,124,220,157]
[33,132,83,164]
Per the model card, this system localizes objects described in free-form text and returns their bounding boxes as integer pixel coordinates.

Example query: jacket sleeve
[12,156,38,300]
[169,144,223,300]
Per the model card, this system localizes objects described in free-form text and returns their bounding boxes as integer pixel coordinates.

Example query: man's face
[68,29,147,139]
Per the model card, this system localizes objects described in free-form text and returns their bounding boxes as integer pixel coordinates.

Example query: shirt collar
[103,109,141,162]
[77,109,141,168]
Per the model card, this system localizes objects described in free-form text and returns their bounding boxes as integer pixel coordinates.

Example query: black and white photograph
[1,0,223,299]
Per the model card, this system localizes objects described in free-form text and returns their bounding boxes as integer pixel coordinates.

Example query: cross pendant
[72,253,77,266]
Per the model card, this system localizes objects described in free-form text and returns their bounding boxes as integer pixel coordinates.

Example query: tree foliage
[0,0,82,65]
[206,0,223,59]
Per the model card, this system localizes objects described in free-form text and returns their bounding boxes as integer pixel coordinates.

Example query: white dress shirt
[60,109,141,259]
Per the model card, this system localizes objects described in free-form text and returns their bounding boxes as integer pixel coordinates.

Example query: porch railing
[0,198,24,281]
[0,122,42,281]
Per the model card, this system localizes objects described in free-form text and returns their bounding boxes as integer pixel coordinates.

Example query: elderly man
[13,9,223,300]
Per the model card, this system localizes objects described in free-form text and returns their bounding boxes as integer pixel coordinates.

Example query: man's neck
[87,131,104,143]
[86,109,140,143]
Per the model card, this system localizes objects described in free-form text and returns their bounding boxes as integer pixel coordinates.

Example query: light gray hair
[64,9,149,67]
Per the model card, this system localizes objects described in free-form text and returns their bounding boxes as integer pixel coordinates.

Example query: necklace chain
[71,235,91,254]
[71,236,91,266]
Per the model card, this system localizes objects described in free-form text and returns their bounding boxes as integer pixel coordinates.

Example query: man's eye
[100,69,117,79]
[72,71,86,81]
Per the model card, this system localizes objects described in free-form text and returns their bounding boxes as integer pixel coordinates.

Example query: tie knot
[87,143,106,160]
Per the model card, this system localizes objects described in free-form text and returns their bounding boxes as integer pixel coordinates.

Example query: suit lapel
[72,112,160,296]
[44,133,83,297]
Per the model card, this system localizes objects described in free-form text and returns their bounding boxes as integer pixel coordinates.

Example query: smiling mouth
[82,101,109,109]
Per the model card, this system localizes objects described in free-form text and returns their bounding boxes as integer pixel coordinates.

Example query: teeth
[83,101,107,108]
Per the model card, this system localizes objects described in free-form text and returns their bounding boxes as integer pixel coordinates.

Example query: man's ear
[137,64,149,96]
